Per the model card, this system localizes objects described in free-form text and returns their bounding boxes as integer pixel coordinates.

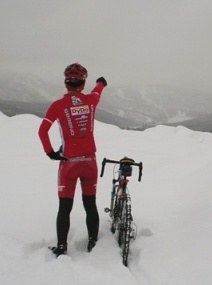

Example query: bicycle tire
[110,192,119,234]
[118,194,132,266]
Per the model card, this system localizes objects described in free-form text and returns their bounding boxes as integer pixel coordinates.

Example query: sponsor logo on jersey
[71,105,90,116]
[64,108,75,135]
[58,186,65,192]
[76,115,88,121]
[71,96,83,106]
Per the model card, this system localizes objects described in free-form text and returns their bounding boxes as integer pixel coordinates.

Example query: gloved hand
[46,150,68,161]
[96,77,107,87]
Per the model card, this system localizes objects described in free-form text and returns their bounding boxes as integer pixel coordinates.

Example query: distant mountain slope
[0,70,212,132]
[0,69,62,103]
[0,99,49,118]
[96,85,212,129]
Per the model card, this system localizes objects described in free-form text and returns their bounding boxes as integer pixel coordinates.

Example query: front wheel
[118,195,132,266]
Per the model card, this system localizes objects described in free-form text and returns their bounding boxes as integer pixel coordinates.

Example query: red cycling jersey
[38,82,104,158]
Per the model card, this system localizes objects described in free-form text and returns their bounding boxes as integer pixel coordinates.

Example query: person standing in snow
[38,63,107,257]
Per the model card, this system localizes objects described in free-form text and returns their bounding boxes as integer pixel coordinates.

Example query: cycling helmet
[64,63,88,80]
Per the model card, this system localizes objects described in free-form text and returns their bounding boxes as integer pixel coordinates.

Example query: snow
[0,112,212,285]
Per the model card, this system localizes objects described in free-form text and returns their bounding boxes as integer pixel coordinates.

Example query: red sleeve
[82,81,105,106]
[38,102,57,153]
[91,81,105,96]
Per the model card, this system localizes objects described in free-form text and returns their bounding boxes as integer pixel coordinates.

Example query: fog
[1,0,212,92]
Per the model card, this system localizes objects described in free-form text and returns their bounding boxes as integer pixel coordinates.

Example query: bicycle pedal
[111,226,116,234]
[130,222,137,240]
[104,207,111,213]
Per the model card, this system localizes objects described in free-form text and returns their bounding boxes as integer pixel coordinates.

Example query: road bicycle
[100,157,143,266]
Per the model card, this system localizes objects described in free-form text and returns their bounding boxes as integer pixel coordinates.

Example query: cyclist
[38,63,107,256]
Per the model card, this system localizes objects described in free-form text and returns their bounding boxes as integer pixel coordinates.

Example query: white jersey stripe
[43,118,53,124]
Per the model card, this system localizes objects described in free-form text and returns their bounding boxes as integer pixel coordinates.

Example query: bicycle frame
[110,174,129,217]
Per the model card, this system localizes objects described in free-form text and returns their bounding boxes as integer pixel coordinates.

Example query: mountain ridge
[0,70,212,132]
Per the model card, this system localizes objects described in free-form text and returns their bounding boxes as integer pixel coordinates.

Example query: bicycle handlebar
[100,157,143,181]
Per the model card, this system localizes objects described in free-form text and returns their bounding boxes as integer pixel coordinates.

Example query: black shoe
[49,243,67,257]
[87,237,96,252]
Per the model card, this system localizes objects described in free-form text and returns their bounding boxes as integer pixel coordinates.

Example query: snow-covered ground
[0,111,212,285]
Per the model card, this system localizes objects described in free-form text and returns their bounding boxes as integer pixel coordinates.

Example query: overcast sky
[0,0,212,92]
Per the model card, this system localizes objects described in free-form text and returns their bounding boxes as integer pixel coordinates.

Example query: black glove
[46,151,68,161]
[96,77,107,87]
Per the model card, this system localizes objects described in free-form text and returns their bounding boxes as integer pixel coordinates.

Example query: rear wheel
[110,194,120,234]
[118,195,132,266]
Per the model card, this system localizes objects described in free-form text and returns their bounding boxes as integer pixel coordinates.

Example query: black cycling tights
[56,198,73,245]
[56,195,99,245]
[82,194,99,241]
